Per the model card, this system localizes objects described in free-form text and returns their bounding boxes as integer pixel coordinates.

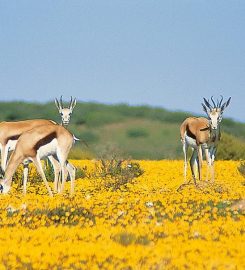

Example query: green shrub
[217,133,245,160]
[89,145,144,190]
[238,162,245,178]
[1,101,245,160]
[75,167,87,179]
[112,233,151,246]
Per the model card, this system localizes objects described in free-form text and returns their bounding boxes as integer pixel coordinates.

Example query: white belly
[184,133,209,150]
[37,139,58,160]
[185,134,197,149]
[0,141,17,152]
[7,139,18,151]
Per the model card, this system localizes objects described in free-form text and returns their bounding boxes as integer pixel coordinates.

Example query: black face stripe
[34,132,57,151]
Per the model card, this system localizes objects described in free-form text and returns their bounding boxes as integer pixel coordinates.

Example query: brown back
[16,125,73,158]
[0,119,57,144]
[180,117,210,144]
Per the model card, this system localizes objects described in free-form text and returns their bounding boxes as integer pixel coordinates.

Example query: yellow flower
[0,160,243,269]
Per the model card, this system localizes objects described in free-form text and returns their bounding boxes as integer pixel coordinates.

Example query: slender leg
[48,156,71,193]
[210,147,217,182]
[1,146,9,172]
[183,142,188,183]
[197,145,203,181]
[204,148,211,181]
[23,161,29,195]
[177,140,189,191]
[177,147,197,192]
[48,156,61,192]
[0,144,2,174]
[66,161,76,196]
[60,163,66,194]
[190,149,198,186]
[32,157,53,196]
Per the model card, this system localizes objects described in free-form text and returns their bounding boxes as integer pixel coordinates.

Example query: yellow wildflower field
[0,160,244,269]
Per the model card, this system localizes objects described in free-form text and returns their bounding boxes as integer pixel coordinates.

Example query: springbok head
[202,96,231,130]
[55,96,77,126]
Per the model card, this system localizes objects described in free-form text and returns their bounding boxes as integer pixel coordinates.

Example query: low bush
[89,145,144,190]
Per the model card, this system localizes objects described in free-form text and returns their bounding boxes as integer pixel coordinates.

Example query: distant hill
[0,101,244,160]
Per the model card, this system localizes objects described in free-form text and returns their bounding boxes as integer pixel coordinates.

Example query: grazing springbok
[0,125,75,196]
[0,119,74,194]
[55,96,77,126]
[0,119,57,172]
[179,96,231,188]
[0,96,77,193]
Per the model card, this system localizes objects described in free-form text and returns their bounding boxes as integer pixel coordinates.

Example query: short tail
[73,135,89,147]
[73,135,80,141]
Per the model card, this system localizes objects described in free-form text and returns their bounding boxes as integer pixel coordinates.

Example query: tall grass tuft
[90,145,144,190]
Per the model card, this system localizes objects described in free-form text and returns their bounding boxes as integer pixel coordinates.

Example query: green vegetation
[217,133,245,160]
[0,101,245,160]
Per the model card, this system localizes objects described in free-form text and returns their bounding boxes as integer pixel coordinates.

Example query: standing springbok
[55,96,77,126]
[54,95,77,190]
[0,125,75,196]
[179,96,231,188]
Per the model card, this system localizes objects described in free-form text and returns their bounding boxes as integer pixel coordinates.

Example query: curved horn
[72,97,77,109]
[203,98,212,110]
[55,98,60,110]
[211,96,216,108]
[226,96,231,107]
[219,95,223,107]
[68,96,73,108]
[201,103,208,115]
[60,96,64,109]
[221,97,231,112]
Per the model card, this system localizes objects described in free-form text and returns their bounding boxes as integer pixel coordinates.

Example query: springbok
[179,96,231,188]
[55,96,77,126]
[0,125,75,196]
[0,96,77,193]
[0,119,57,172]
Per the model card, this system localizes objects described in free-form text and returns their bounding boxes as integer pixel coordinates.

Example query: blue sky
[0,1,244,121]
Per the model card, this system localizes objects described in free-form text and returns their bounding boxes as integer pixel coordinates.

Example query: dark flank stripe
[5,134,21,144]
[186,126,196,140]
[34,132,57,151]
[200,127,210,131]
